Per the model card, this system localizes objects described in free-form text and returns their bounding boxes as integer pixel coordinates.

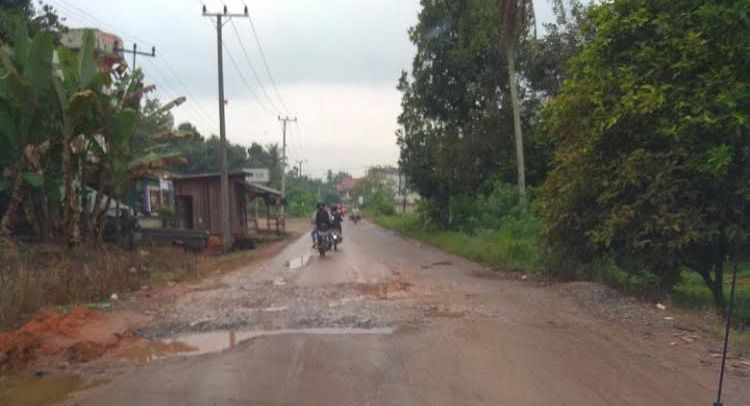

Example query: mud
[0,308,146,371]
[0,374,88,406]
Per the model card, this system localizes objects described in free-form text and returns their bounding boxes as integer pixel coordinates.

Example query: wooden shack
[171,169,283,241]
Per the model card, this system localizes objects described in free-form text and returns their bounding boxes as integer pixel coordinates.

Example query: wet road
[67,221,748,405]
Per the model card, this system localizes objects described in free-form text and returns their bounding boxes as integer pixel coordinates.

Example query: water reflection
[287,254,312,269]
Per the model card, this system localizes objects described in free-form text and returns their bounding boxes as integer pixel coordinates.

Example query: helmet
[316,202,324,209]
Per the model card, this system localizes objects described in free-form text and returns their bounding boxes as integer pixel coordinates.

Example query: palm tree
[498,0,564,203]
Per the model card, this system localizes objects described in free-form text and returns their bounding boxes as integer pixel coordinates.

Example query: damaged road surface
[66,222,749,405]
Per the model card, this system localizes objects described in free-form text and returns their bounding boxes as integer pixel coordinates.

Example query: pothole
[119,327,395,364]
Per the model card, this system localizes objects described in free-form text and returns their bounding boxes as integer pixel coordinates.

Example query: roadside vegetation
[394,0,749,334]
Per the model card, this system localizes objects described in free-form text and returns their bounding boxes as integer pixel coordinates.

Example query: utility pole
[114,41,155,70]
[203,5,249,252]
[278,115,297,231]
[295,159,307,178]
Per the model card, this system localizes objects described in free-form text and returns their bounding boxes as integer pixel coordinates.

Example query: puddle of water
[116,327,394,366]
[0,374,90,406]
[287,254,312,270]
[116,340,199,363]
[261,306,288,312]
[176,327,395,356]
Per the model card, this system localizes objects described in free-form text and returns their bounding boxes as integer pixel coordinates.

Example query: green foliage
[542,0,750,309]
[375,209,542,272]
[375,181,542,271]
[0,23,186,244]
[672,265,750,328]
[0,0,65,47]
[398,1,591,225]
[357,168,396,216]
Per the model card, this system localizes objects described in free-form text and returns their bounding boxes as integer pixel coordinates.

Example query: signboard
[244,168,270,183]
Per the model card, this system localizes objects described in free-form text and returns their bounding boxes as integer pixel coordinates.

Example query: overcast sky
[49,0,556,178]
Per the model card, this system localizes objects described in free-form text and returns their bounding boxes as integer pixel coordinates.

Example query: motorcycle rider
[333,206,344,229]
[311,202,332,248]
[331,205,343,237]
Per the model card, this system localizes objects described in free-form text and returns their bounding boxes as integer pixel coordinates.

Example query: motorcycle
[316,225,333,257]
[331,228,343,250]
[349,213,361,225]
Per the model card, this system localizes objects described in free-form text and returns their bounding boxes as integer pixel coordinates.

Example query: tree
[0,23,55,237]
[0,0,65,46]
[398,0,517,226]
[356,168,396,215]
[498,0,564,203]
[1,25,184,245]
[542,0,750,311]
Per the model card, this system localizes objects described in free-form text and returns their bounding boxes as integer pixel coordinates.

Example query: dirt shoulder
[0,219,309,404]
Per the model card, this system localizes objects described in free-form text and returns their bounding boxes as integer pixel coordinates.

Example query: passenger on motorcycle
[311,202,332,248]
[331,206,343,233]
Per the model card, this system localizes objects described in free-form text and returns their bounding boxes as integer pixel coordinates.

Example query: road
[67,221,748,405]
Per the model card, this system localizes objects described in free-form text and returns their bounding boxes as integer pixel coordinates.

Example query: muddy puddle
[0,374,93,406]
[287,254,312,269]
[119,327,394,364]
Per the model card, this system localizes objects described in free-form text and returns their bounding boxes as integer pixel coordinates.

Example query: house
[336,177,362,203]
[60,28,124,69]
[368,167,420,213]
[170,169,282,243]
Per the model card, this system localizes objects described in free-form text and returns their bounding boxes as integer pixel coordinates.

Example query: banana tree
[51,29,111,245]
[0,23,56,238]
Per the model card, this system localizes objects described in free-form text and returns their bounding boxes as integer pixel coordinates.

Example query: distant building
[60,28,124,69]
[336,177,362,203]
[369,167,420,213]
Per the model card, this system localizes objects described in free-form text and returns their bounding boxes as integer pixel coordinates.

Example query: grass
[373,213,543,273]
[0,243,200,332]
[672,263,750,328]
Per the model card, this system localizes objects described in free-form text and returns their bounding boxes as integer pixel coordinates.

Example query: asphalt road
[66,221,749,405]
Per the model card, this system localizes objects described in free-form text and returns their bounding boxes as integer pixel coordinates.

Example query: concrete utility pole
[113,42,155,70]
[203,5,249,252]
[278,115,297,231]
[295,159,307,178]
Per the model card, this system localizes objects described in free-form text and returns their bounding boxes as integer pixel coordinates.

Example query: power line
[229,19,281,115]
[222,41,277,117]
[293,121,305,160]
[143,58,218,133]
[241,1,291,113]
[51,0,153,47]
[49,0,219,133]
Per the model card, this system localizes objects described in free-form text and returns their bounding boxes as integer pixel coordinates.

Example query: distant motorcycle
[317,225,333,257]
[349,213,361,224]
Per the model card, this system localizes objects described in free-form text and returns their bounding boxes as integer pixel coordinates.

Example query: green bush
[374,205,543,273]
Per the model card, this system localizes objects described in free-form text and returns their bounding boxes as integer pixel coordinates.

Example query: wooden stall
[171,169,283,244]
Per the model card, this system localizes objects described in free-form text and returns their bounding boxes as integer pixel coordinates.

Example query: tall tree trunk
[37,190,50,241]
[94,194,112,245]
[23,189,40,238]
[698,261,726,315]
[62,140,80,246]
[0,172,24,236]
[506,46,527,204]
[87,170,105,244]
